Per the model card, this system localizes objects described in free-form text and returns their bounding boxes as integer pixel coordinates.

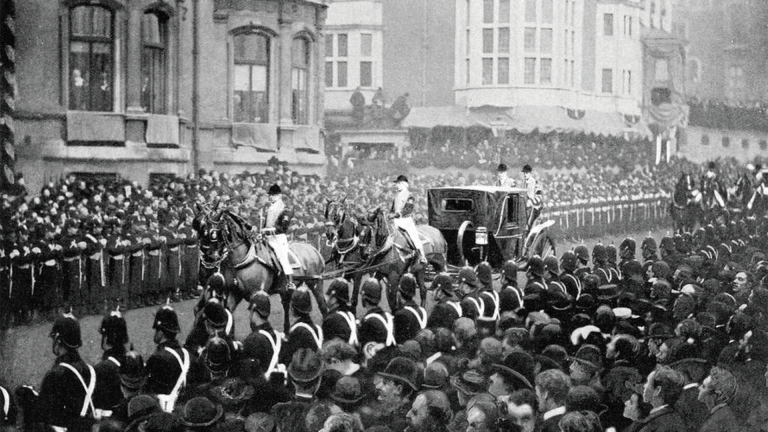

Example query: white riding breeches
[393,217,426,258]
[267,234,294,276]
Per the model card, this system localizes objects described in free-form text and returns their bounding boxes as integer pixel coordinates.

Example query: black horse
[669,172,699,234]
[324,198,447,311]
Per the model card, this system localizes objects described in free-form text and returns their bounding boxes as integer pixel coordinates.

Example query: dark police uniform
[393,300,427,344]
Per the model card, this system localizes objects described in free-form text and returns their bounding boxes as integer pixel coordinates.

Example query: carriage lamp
[476,226,488,245]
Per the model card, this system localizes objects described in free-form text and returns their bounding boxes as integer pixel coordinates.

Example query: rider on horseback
[390,175,427,265]
[263,184,294,289]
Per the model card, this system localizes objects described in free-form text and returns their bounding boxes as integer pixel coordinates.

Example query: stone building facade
[13,0,327,191]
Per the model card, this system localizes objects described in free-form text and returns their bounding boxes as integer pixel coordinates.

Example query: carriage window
[701,135,709,146]
[443,198,474,212]
[507,196,519,222]
[760,140,767,150]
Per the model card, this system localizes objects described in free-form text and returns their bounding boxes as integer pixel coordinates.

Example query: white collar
[542,406,566,421]
[683,383,699,390]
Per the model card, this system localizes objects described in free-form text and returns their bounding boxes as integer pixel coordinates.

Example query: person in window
[390,175,426,265]
[71,69,85,111]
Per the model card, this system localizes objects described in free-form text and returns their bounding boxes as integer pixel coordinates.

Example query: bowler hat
[179,397,224,428]
[492,352,534,390]
[571,344,603,371]
[394,175,409,183]
[137,412,182,432]
[330,376,365,406]
[288,348,324,383]
[378,357,420,392]
[422,362,449,389]
[450,369,488,395]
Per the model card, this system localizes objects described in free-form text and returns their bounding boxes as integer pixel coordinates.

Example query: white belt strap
[404,306,427,330]
[466,297,485,317]
[158,347,189,413]
[337,311,359,346]
[107,357,121,367]
[290,322,323,350]
[259,329,283,377]
[60,363,96,418]
[481,291,500,320]
[1,386,9,420]
[226,309,234,336]
[365,313,395,346]
[447,301,463,317]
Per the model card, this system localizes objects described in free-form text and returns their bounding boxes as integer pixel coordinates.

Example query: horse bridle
[327,203,360,254]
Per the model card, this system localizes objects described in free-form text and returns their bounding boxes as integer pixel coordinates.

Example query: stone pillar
[126,7,143,114]
[279,18,294,125]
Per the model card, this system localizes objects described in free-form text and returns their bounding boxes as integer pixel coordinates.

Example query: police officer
[18,313,96,430]
[559,251,582,300]
[243,291,285,378]
[393,274,427,344]
[426,273,462,330]
[145,304,191,412]
[280,289,323,365]
[322,278,358,346]
[93,310,129,419]
[358,279,395,348]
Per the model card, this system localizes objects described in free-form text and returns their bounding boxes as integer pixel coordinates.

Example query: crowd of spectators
[4,201,768,432]
[0,135,764,327]
[688,98,768,133]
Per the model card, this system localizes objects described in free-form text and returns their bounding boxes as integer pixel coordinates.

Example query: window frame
[141,9,169,114]
[67,3,116,112]
[291,35,311,125]
[231,27,274,124]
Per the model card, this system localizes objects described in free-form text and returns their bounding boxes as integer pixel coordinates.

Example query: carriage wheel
[456,220,475,266]
[536,236,556,258]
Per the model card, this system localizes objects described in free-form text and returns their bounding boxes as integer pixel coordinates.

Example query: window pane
[524,57,536,84]
[361,33,372,56]
[499,27,510,52]
[234,65,251,91]
[542,0,553,23]
[604,13,614,35]
[540,28,552,54]
[292,38,309,68]
[69,5,114,112]
[141,14,160,44]
[525,0,536,22]
[234,34,268,64]
[524,28,536,52]
[325,61,334,87]
[360,61,372,87]
[292,68,308,124]
[499,0,510,23]
[484,0,494,23]
[482,58,493,85]
[337,61,347,87]
[252,65,267,92]
[338,34,348,57]
[483,29,494,53]
[498,57,509,84]
[540,58,552,84]
[602,68,613,93]
[325,34,333,57]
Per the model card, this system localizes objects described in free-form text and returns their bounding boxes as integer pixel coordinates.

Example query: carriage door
[497,194,523,261]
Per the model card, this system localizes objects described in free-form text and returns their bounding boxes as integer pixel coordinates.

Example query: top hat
[394,175,409,183]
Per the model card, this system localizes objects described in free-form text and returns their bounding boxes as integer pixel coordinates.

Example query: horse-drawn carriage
[427,186,556,270]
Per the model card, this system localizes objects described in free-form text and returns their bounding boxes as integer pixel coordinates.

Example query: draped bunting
[645,103,689,129]
[231,123,277,152]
